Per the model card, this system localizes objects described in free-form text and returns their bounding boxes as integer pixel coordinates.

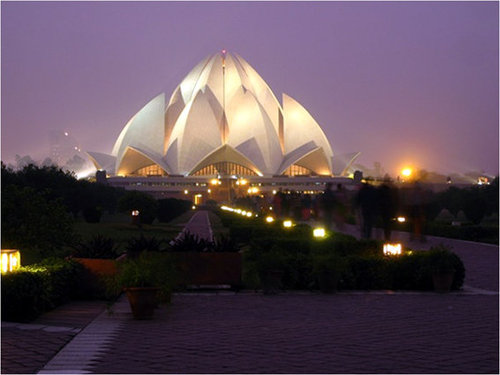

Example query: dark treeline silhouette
[1,163,193,259]
[233,177,498,242]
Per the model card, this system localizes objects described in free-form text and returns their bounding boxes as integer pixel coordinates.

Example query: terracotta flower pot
[318,270,340,293]
[262,270,284,295]
[125,287,160,319]
[432,270,455,293]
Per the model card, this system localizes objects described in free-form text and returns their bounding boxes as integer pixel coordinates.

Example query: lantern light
[313,228,326,238]
[1,250,21,273]
[383,243,402,256]
[283,220,293,228]
[397,216,406,223]
[265,216,274,223]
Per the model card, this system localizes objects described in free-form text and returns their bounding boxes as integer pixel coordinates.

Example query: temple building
[88,51,360,201]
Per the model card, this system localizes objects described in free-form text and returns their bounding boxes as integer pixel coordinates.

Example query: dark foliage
[1,259,84,322]
[157,198,192,222]
[82,205,103,223]
[118,190,158,225]
[1,184,75,258]
[169,231,211,252]
[73,234,119,259]
[125,235,165,257]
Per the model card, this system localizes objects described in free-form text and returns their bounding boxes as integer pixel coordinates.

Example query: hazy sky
[2,1,498,176]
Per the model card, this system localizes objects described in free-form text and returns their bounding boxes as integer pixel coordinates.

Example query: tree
[157,198,192,222]
[1,185,75,260]
[118,191,158,225]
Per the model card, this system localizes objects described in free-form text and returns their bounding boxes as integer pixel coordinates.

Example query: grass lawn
[73,210,199,251]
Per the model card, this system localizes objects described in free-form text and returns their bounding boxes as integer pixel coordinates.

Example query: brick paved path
[3,215,498,374]
[90,293,498,374]
[1,301,105,374]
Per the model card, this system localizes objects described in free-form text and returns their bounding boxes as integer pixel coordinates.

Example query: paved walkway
[1,212,498,374]
[174,210,214,242]
[1,301,106,374]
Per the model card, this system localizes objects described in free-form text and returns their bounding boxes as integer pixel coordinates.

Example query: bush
[1,258,84,322]
[1,185,75,258]
[169,231,210,252]
[126,235,165,257]
[115,252,177,301]
[157,198,192,222]
[118,191,158,225]
[82,206,103,223]
[73,234,119,259]
[342,256,392,290]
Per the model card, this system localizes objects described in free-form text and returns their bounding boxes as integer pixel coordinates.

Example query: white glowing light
[383,243,402,256]
[313,228,326,238]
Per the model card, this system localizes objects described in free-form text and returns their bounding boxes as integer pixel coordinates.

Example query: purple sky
[2,1,498,176]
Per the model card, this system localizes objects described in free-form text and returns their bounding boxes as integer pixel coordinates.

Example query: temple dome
[88,51,357,177]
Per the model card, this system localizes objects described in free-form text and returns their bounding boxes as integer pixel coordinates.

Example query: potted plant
[427,246,456,293]
[257,248,287,295]
[117,252,175,319]
[311,251,346,293]
[71,234,122,297]
[169,232,242,288]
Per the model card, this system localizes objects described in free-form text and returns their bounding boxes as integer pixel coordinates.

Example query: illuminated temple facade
[87,51,359,200]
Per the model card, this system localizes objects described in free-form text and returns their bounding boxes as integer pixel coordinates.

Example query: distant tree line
[1,163,192,260]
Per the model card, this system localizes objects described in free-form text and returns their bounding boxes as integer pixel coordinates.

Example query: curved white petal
[332,152,361,176]
[283,93,333,174]
[112,93,165,174]
[165,90,223,175]
[86,151,116,172]
[226,88,282,175]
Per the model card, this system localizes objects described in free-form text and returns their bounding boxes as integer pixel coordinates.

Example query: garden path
[172,210,213,243]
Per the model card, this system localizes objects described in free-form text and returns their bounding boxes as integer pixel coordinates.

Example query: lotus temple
[87,51,360,202]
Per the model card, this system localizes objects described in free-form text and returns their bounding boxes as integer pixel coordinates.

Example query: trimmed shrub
[1,259,84,322]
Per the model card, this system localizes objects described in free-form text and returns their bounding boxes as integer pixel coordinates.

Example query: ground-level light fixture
[283,220,293,228]
[265,216,275,223]
[313,227,326,238]
[1,249,21,273]
[383,243,402,256]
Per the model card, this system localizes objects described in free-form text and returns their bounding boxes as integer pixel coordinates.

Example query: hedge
[1,258,84,322]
